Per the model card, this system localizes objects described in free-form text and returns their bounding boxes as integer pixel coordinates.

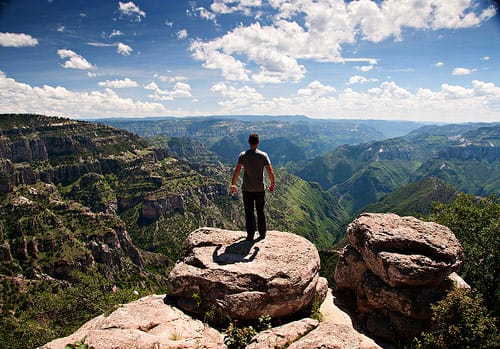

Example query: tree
[414,289,498,349]
[429,193,499,318]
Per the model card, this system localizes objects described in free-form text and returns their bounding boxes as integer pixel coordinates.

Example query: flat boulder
[166,227,325,320]
[41,295,225,349]
[347,213,463,287]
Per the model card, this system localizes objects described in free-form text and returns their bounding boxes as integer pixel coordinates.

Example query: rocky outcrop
[42,290,382,349]
[166,227,327,320]
[248,289,381,349]
[42,228,383,349]
[345,213,463,287]
[141,194,185,220]
[335,213,467,343]
[440,143,499,162]
[41,295,226,349]
[0,115,153,192]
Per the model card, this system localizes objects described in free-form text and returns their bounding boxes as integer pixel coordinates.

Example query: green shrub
[224,321,257,349]
[414,289,499,349]
[223,314,272,349]
[64,336,95,349]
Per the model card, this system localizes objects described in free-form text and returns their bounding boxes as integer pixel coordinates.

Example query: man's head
[248,133,259,146]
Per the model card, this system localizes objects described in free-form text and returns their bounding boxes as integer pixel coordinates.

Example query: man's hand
[230,185,237,195]
[267,183,275,193]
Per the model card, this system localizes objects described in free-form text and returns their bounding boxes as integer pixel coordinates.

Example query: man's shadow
[212,239,260,265]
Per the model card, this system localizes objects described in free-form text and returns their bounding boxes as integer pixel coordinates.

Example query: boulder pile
[335,213,467,342]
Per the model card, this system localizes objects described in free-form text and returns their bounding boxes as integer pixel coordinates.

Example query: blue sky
[0,0,499,122]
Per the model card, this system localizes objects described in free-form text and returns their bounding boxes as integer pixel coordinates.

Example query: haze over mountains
[96,116,426,166]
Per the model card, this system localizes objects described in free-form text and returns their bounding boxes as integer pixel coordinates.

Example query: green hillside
[360,176,458,218]
[290,123,499,216]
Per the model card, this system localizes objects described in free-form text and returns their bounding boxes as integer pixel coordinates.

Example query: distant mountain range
[96,115,425,166]
[289,122,499,215]
[99,114,498,223]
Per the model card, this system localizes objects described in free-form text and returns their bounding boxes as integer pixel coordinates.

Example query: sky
[0,0,500,122]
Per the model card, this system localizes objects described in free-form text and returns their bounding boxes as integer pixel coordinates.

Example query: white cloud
[347,75,378,85]
[207,77,500,122]
[57,49,93,70]
[87,42,115,47]
[196,7,217,21]
[154,74,188,83]
[190,0,495,85]
[145,81,192,101]
[98,78,138,88]
[57,25,65,33]
[109,29,124,38]
[118,1,146,22]
[452,67,475,76]
[481,56,490,61]
[439,83,473,99]
[435,61,445,67]
[117,42,133,56]
[472,80,500,98]
[297,80,336,96]
[171,82,192,97]
[357,65,375,72]
[177,29,188,40]
[0,70,167,118]
[190,39,250,81]
[210,0,262,15]
[2,68,499,121]
[210,82,264,109]
[430,0,496,29]
[0,32,38,47]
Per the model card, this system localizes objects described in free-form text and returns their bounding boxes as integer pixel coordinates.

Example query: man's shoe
[246,233,255,241]
[258,232,266,240]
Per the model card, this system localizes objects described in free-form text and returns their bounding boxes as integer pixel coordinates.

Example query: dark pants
[242,191,266,239]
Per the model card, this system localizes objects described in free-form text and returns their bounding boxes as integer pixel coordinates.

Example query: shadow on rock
[212,238,259,264]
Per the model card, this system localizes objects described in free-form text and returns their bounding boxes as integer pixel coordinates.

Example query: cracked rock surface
[346,213,463,287]
[166,227,326,319]
[41,295,226,349]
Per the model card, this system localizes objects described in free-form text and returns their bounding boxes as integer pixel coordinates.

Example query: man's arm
[265,164,275,192]
[230,163,243,194]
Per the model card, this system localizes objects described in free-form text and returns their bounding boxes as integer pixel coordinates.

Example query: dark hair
[248,133,259,145]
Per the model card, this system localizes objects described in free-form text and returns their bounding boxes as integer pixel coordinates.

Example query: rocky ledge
[166,227,327,320]
[43,228,381,349]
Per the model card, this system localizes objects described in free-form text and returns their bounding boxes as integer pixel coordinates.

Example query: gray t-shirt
[238,148,271,192]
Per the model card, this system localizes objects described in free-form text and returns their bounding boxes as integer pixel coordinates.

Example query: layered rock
[166,227,327,320]
[335,213,467,342]
[345,213,463,287]
[141,194,184,220]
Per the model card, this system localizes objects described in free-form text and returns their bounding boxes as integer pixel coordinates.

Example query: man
[230,133,275,240]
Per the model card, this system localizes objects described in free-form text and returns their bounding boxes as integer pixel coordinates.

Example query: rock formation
[166,227,327,320]
[335,213,467,342]
[42,228,382,349]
